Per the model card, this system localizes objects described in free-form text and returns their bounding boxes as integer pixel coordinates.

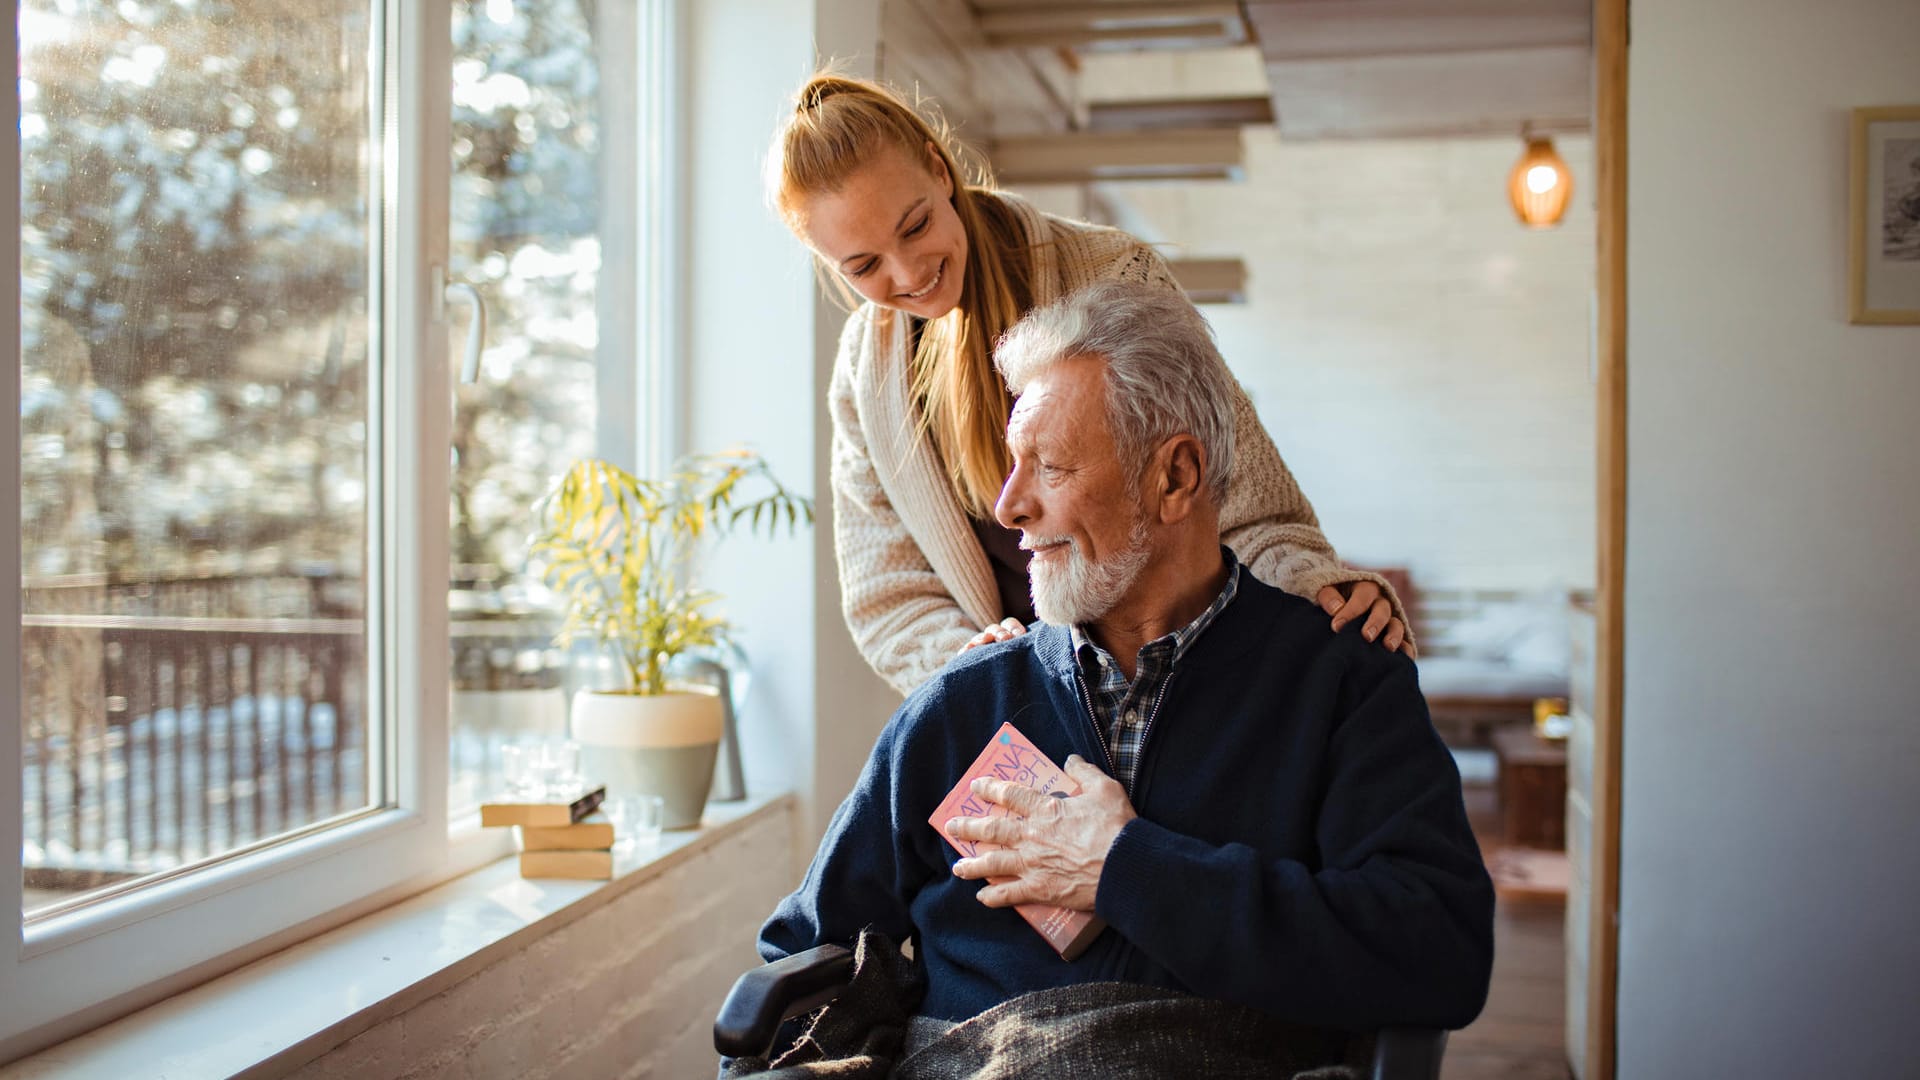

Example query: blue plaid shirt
[1069,549,1241,793]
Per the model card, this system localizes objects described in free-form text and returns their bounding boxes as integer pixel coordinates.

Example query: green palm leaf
[528,447,813,695]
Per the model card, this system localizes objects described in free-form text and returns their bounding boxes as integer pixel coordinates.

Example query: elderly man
[758,281,1493,1043]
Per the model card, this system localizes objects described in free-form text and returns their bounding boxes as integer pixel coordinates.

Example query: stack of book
[480,785,615,880]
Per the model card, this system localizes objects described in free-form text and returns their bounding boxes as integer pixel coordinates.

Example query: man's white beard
[1025,512,1152,627]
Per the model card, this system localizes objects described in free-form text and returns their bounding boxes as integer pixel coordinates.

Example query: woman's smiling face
[793,142,969,319]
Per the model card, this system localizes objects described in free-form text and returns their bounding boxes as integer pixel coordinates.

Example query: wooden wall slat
[1588,0,1628,1077]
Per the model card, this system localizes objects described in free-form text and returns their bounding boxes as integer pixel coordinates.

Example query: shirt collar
[1070,547,1241,675]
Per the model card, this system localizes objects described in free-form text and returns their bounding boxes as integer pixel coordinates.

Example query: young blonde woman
[772,74,1411,696]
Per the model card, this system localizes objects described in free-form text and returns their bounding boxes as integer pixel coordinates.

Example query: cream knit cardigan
[828,193,1405,695]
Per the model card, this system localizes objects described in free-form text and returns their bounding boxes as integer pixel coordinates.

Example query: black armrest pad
[1370,1027,1448,1080]
[713,944,856,1059]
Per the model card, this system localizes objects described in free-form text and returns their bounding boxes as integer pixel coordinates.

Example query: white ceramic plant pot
[451,687,567,738]
[570,687,723,830]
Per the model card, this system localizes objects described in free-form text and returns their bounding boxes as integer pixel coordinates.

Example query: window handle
[431,264,489,384]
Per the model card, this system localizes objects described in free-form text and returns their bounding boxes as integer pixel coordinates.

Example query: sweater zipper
[1128,672,1178,801]
[1101,672,1175,983]
[1074,664,1171,983]
[1074,667,1177,800]
[1070,671,1120,780]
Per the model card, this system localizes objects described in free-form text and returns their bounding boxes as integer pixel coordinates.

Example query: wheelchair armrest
[1370,1027,1448,1080]
[713,944,856,1059]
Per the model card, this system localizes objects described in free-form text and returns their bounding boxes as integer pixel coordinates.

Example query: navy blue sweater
[760,577,1495,1031]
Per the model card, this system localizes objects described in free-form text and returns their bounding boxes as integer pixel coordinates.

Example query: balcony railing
[23,573,362,909]
[21,606,368,902]
[20,571,616,912]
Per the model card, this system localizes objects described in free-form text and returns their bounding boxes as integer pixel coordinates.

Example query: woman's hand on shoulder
[960,617,1028,653]
[1316,582,1415,658]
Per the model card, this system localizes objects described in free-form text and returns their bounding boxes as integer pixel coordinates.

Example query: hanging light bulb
[1508,132,1572,228]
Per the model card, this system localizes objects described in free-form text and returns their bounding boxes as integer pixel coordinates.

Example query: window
[18,0,384,922]
[4,0,670,1056]
[445,0,604,813]
[4,0,452,1054]
[439,0,669,817]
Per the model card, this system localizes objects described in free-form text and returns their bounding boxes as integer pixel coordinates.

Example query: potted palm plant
[530,450,811,829]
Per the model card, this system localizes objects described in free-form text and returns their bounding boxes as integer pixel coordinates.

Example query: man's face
[993,355,1152,627]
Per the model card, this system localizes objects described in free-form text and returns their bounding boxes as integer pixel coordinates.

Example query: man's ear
[1152,435,1207,525]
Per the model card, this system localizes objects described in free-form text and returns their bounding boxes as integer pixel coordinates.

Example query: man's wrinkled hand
[946,756,1135,912]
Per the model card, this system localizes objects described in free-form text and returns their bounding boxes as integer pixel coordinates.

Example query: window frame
[1,1,456,1058]
[635,0,688,473]
[435,0,676,835]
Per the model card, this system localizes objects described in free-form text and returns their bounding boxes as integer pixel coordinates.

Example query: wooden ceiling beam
[971,0,1236,11]
[1086,95,1275,132]
[1243,0,1590,63]
[977,3,1248,51]
[1168,257,1247,304]
[989,129,1245,184]
[1260,44,1592,142]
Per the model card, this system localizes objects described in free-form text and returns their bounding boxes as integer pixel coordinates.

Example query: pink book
[928,722,1106,961]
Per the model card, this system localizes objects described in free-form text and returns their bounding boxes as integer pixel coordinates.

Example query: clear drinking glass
[499,743,534,799]
[526,739,579,798]
[606,795,665,855]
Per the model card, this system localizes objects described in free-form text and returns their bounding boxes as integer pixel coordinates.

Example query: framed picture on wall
[1850,105,1920,324]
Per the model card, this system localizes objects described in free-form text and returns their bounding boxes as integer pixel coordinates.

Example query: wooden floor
[1443,784,1573,1080]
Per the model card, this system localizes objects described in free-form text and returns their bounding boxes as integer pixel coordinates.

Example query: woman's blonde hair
[771,73,1032,518]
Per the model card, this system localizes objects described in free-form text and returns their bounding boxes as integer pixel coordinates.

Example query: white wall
[1115,134,1598,590]
[1622,1,1920,1075]
[683,0,900,843]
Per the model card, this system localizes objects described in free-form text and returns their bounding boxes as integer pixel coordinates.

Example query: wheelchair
[715,942,1449,1080]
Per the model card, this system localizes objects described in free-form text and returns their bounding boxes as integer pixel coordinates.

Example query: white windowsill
[1,792,793,1079]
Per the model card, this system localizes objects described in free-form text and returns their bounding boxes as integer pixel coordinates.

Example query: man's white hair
[993,280,1238,502]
